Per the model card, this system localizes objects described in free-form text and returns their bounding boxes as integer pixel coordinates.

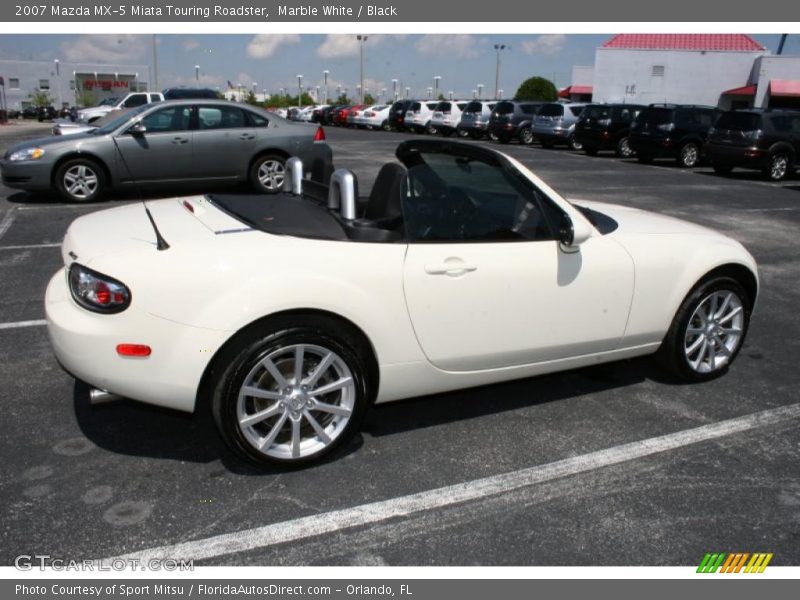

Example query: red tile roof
[559,85,593,98]
[721,84,757,96]
[602,34,765,52]
[769,79,800,97]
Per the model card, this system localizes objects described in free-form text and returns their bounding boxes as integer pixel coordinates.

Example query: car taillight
[313,126,326,142]
[68,263,131,314]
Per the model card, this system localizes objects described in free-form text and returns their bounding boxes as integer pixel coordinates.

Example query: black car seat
[362,162,407,229]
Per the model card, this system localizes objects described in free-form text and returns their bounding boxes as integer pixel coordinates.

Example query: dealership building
[0,59,151,110]
[561,34,800,110]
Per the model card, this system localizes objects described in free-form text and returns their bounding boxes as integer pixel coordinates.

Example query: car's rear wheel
[678,142,700,168]
[658,276,750,382]
[425,123,437,135]
[457,128,470,138]
[250,154,286,194]
[55,158,105,203]
[212,323,370,467]
[568,134,583,151]
[616,136,634,158]
[764,152,791,181]
[519,127,535,145]
[381,120,391,132]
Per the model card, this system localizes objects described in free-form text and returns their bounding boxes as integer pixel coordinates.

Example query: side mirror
[558,212,592,253]
[127,122,147,136]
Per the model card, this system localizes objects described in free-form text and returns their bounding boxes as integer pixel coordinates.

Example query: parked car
[333,105,358,126]
[387,100,412,130]
[346,105,368,127]
[430,101,469,137]
[162,88,219,100]
[21,106,39,119]
[404,100,440,134]
[78,92,164,124]
[1,99,332,202]
[361,105,391,130]
[310,105,334,124]
[457,101,497,139]
[706,109,800,181]
[7,109,21,119]
[487,101,544,144]
[37,106,59,122]
[532,102,586,149]
[629,104,721,167]
[51,109,136,137]
[44,139,758,467]
[574,104,645,157]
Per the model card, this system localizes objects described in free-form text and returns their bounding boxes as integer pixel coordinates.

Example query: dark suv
[706,109,800,181]
[388,100,412,131]
[574,103,645,157]
[629,104,721,167]
[487,101,543,144]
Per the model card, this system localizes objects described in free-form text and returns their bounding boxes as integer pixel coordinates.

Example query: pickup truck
[78,92,164,123]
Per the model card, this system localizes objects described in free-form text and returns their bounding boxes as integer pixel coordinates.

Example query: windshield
[92,104,152,134]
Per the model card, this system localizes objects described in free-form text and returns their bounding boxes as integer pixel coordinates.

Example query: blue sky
[0,34,796,100]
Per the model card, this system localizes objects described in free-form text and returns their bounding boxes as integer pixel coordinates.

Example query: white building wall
[592,48,763,106]
[753,55,800,107]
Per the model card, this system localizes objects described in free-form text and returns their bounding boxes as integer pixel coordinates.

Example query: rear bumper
[488,123,520,137]
[574,129,617,150]
[0,159,52,190]
[706,144,770,169]
[45,268,231,413]
[533,125,572,141]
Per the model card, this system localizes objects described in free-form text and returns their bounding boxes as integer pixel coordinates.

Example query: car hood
[569,199,718,236]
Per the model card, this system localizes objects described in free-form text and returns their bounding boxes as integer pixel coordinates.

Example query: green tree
[334,94,350,105]
[244,90,260,106]
[438,93,446,101]
[513,76,558,102]
[29,89,52,107]
[362,93,376,105]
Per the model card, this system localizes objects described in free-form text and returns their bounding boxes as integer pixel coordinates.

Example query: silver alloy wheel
[520,128,534,144]
[683,290,744,374]
[618,137,633,157]
[257,159,285,191]
[681,143,699,167]
[63,165,99,200]
[236,343,355,460]
[569,135,583,151]
[770,154,788,180]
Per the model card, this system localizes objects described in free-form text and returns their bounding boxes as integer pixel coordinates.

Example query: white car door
[400,150,634,372]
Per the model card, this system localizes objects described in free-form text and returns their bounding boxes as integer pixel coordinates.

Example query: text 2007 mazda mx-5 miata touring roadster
[46,140,758,466]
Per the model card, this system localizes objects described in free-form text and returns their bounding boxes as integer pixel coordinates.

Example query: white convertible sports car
[46,140,758,466]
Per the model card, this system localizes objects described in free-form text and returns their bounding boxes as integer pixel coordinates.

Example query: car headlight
[68,263,131,314]
[8,147,46,162]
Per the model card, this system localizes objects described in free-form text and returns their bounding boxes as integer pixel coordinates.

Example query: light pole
[448,90,453,100]
[472,89,477,99]
[297,74,303,103]
[195,65,200,82]
[433,75,441,100]
[381,88,386,103]
[498,89,504,99]
[315,86,320,103]
[426,87,432,99]
[356,35,368,104]
[356,84,361,104]
[405,86,410,99]
[477,84,484,99]
[392,78,398,101]
[323,70,329,104]
[336,84,341,100]
[493,44,507,100]
[54,59,62,108]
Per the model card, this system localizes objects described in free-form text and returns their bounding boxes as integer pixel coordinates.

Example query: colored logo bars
[697,552,773,573]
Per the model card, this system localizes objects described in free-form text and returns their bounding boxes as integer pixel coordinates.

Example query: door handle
[239,133,256,140]
[171,137,189,144]
[425,263,478,276]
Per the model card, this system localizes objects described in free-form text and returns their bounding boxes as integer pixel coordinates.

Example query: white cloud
[315,34,396,58]
[246,34,300,59]
[414,35,479,59]
[60,35,148,63]
[521,35,567,56]
[181,39,200,52]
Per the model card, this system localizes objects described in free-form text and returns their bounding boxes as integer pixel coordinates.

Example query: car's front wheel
[658,276,751,382]
[55,158,105,203]
[381,120,391,132]
[250,154,287,193]
[764,152,792,181]
[568,134,583,151]
[616,136,634,158]
[678,142,701,168]
[212,322,370,467]
[519,127,535,145]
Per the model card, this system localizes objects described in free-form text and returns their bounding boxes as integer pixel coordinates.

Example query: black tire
[54,158,106,203]
[615,136,635,158]
[712,164,734,175]
[457,128,470,138]
[425,122,437,135]
[657,276,751,382]
[637,154,654,164]
[568,134,583,151]
[763,152,792,181]
[584,146,598,156]
[677,142,701,168]
[250,154,287,194]
[519,127,535,145]
[381,120,391,132]
[212,319,371,467]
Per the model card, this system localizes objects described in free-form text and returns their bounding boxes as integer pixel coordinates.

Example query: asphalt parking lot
[1,122,799,567]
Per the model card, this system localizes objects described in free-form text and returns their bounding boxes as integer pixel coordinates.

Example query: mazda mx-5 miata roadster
[46,140,758,466]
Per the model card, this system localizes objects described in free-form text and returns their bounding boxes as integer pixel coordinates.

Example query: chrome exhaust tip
[89,388,122,405]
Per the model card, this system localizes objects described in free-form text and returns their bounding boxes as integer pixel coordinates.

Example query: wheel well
[768,143,796,161]
[195,309,380,414]
[700,263,758,308]
[248,149,290,174]
[51,153,112,187]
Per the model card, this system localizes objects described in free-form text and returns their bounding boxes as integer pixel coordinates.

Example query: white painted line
[0,319,47,330]
[0,243,61,251]
[0,208,16,241]
[106,402,800,564]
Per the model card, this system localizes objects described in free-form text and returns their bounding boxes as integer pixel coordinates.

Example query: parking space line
[0,319,47,330]
[0,208,16,241]
[0,243,61,251]
[106,402,800,564]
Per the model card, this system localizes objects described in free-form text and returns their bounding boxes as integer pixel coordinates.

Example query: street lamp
[433,75,441,100]
[323,70,329,104]
[297,74,303,103]
[405,86,410,99]
[448,90,453,100]
[498,89,504,99]
[315,86,320,103]
[195,64,200,82]
[380,88,386,103]
[392,78,398,101]
[493,44,508,100]
[426,87,432,99]
[472,89,477,99]
[53,59,62,108]
[477,84,484,99]
[356,35,368,104]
